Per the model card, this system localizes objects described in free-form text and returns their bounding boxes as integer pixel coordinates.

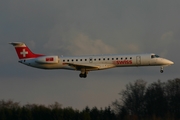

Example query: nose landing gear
[160,66,163,73]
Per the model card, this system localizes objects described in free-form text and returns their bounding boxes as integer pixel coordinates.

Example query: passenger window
[112,58,114,60]
[94,59,96,61]
[63,60,65,62]
[99,58,101,61]
[72,59,74,62]
[67,60,69,62]
[103,58,105,60]
[116,58,118,60]
[107,58,109,60]
[85,59,87,61]
[121,58,123,60]
[80,59,82,61]
[130,57,132,59]
[76,59,78,61]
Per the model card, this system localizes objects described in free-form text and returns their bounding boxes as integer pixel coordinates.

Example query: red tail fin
[9,42,44,59]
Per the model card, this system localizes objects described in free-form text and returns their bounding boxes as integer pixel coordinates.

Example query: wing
[63,63,115,71]
[64,63,99,71]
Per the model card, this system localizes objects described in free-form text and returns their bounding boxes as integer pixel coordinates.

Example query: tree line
[0,100,116,120]
[113,78,180,120]
[1,78,180,120]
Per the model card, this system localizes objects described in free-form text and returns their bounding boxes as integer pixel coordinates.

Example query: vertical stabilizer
[9,42,44,59]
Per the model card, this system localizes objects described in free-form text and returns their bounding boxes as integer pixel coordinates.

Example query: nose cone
[169,60,174,65]
[165,59,174,65]
[156,58,174,66]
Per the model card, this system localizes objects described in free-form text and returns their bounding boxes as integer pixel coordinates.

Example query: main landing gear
[160,66,163,73]
[79,72,87,78]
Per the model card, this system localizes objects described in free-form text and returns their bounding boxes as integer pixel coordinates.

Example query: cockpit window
[151,54,160,58]
[155,55,159,57]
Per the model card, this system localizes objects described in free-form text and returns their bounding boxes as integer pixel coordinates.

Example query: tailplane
[9,42,44,59]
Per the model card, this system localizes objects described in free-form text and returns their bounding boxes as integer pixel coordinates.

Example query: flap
[64,63,99,70]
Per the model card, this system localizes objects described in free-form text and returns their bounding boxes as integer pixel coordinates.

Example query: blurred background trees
[113,78,180,120]
[1,78,180,120]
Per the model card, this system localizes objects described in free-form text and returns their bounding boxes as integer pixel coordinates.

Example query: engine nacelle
[35,56,59,64]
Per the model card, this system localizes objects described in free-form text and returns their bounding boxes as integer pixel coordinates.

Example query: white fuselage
[10,42,174,78]
[19,53,173,71]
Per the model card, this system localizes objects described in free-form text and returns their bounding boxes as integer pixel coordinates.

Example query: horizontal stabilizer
[9,42,26,47]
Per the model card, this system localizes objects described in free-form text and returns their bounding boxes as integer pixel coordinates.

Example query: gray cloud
[44,31,116,55]
[1,1,179,109]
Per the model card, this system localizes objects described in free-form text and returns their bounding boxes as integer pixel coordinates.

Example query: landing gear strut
[160,66,163,73]
[79,72,87,78]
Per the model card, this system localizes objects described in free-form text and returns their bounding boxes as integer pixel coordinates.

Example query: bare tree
[113,79,147,119]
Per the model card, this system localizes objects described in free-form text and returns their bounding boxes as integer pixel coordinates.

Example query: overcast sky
[0,1,179,109]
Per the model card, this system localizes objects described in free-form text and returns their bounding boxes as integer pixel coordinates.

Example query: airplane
[9,42,174,78]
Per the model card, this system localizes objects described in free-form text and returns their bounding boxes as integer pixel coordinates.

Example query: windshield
[151,54,160,58]
[155,55,160,57]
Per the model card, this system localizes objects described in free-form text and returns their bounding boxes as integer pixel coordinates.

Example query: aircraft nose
[169,61,174,65]
[166,60,174,65]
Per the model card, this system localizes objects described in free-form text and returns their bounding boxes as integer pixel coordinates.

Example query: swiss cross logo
[20,49,28,57]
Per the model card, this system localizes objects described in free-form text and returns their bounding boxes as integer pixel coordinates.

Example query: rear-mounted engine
[35,56,59,64]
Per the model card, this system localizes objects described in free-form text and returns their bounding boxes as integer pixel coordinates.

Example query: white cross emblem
[20,49,28,57]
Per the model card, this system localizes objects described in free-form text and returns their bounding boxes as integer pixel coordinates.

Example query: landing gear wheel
[83,74,87,78]
[79,73,87,78]
[79,73,83,78]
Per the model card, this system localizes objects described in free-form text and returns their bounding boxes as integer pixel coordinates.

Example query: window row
[63,57,132,62]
